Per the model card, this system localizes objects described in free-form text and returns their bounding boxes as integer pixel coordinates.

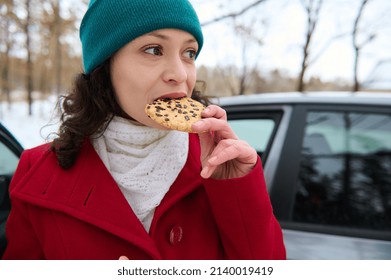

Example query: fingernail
[200,166,209,178]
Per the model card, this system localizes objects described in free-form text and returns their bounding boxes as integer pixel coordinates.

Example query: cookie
[145,97,205,132]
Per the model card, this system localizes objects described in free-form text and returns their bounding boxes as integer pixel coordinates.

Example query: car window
[228,119,275,157]
[1,138,20,223]
[293,111,391,232]
[0,141,19,175]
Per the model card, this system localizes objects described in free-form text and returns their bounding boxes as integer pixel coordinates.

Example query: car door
[222,103,290,189]
[271,104,391,259]
[225,102,391,259]
[0,123,23,257]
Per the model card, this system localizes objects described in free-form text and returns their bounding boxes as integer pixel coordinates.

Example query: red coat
[3,134,286,260]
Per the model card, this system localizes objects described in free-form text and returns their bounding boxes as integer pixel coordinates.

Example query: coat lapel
[11,140,161,259]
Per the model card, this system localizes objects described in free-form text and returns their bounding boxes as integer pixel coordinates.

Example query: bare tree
[38,0,63,95]
[238,45,249,95]
[36,0,82,96]
[297,0,323,92]
[352,0,375,92]
[201,0,268,27]
[1,0,88,109]
[24,0,34,115]
[0,0,13,105]
[53,0,62,95]
[200,0,266,95]
[233,23,262,95]
[0,0,23,106]
[218,66,239,96]
[362,59,391,89]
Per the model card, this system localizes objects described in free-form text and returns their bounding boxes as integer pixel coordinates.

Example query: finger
[200,140,257,178]
[208,139,256,166]
[200,165,212,178]
[119,256,129,260]
[192,118,237,141]
[201,105,227,120]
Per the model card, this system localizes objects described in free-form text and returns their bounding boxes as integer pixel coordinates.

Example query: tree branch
[201,0,268,26]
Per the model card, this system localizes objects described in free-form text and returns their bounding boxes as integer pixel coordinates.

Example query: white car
[217,91,391,259]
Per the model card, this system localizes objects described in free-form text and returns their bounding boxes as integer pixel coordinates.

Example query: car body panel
[283,229,391,259]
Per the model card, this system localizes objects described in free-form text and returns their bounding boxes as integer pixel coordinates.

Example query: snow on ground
[0,96,59,149]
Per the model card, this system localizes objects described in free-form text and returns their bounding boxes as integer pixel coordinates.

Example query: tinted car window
[229,119,275,156]
[294,111,391,232]
[0,141,20,175]
[0,140,20,213]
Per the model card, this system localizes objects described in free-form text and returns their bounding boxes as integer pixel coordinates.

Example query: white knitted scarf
[92,116,189,232]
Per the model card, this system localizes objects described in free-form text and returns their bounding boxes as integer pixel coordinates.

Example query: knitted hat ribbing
[80,0,204,74]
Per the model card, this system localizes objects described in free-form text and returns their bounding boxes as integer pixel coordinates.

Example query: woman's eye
[184,49,197,60]
[144,46,163,56]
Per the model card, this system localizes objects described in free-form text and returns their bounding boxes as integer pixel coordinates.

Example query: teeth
[154,97,182,103]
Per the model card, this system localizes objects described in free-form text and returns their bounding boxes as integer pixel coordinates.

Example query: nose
[162,55,188,84]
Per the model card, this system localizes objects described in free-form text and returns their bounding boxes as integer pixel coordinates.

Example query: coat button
[169,225,183,245]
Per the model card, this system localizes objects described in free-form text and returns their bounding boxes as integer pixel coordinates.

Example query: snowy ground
[0,97,59,149]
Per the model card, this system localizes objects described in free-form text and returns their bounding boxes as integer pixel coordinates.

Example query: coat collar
[11,140,160,258]
[11,135,202,259]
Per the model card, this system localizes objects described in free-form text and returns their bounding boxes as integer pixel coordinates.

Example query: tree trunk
[353,48,360,92]
[25,0,33,115]
[54,0,62,95]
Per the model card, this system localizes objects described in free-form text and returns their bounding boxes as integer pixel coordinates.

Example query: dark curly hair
[51,59,210,169]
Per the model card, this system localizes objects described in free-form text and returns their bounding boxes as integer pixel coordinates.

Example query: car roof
[215,91,391,107]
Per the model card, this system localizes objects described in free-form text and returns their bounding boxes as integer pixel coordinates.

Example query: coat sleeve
[203,157,286,260]
[2,150,45,260]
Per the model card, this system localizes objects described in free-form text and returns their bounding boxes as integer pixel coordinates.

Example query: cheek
[115,88,146,120]
[111,75,144,120]
[188,67,197,90]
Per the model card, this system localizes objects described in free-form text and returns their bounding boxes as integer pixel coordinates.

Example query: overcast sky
[190,0,391,83]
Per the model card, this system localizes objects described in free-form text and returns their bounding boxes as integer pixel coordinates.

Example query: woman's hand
[191,105,257,179]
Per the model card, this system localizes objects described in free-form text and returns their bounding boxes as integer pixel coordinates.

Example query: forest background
[1,0,391,117]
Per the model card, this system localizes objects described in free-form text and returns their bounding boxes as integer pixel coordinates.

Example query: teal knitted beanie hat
[80,0,204,74]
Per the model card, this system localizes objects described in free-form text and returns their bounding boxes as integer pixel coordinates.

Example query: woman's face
[110,28,198,129]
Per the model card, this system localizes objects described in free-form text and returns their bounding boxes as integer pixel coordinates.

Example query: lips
[155,92,187,101]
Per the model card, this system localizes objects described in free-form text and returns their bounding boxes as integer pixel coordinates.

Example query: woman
[2,0,285,260]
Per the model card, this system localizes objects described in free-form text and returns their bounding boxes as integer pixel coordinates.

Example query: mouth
[154,92,187,102]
